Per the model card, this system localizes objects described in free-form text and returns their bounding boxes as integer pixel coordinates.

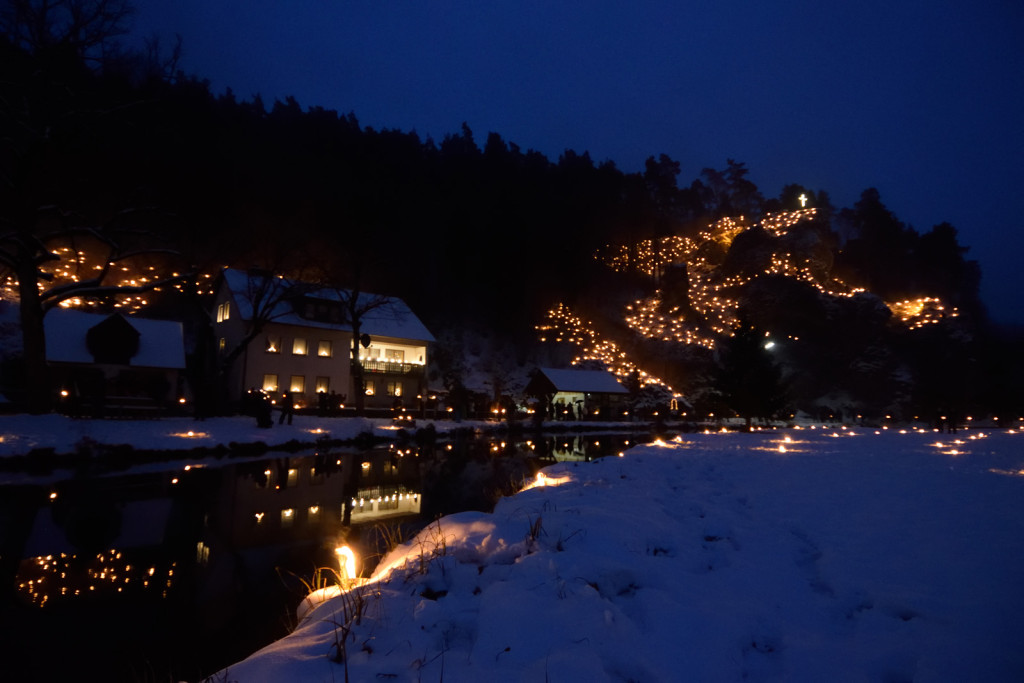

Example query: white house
[212,269,435,411]
[525,367,630,419]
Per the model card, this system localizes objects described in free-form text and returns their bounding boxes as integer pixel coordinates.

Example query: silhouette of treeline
[2,26,1021,421]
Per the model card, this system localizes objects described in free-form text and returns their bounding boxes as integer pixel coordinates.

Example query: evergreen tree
[715,318,787,429]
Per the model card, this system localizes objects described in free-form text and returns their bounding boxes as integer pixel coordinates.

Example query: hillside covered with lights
[537,189,1002,423]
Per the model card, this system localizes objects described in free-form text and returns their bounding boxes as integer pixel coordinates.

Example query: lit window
[262,374,278,392]
[364,380,374,396]
[290,375,305,394]
[387,381,403,397]
[286,468,298,487]
[254,511,265,525]
[292,338,307,355]
[318,340,332,357]
[386,349,405,362]
[218,337,225,352]
[308,505,321,523]
[216,301,231,323]
[265,335,280,353]
[280,508,294,528]
[315,376,330,393]
[196,541,210,565]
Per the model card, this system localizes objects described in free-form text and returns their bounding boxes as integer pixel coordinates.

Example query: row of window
[253,505,322,529]
[265,336,335,357]
[252,495,420,529]
[255,466,325,489]
[262,374,330,395]
[261,374,404,397]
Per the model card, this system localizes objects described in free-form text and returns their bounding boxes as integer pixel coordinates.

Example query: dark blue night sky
[131,1,1024,323]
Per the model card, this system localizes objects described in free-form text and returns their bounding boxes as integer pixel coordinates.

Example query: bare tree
[0,0,134,67]
[215,269,308,373]
[324,279,400,417]
[0,208,186,413]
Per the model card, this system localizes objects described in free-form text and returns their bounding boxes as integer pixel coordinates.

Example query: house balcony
[360,360,425,376]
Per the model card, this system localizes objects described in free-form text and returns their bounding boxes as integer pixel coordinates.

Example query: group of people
[245,388,348,427]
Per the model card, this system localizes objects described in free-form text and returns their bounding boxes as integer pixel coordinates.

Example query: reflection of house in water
[349,447,422,523]
[10,446,423,610]
[529,435,642,463]
[214,448,422,553]
[222,453,350,549]
[11,471,195,606]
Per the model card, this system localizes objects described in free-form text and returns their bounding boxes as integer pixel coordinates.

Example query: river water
[0,431,647,682]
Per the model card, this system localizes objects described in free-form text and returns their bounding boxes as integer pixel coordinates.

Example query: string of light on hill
[536,303,679,396]
[592,208,958,347]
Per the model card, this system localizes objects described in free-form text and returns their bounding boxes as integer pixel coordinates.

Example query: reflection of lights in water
[170,430,208,439]
[16,550,178,606]
[989,468,1024,477]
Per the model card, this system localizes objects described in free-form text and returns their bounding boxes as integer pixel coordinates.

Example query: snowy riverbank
[218,428,1024,682]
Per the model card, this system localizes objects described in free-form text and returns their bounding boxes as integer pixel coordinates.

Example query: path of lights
[536,303,679,396]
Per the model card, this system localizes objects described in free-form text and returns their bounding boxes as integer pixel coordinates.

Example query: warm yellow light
[335,545,357,582]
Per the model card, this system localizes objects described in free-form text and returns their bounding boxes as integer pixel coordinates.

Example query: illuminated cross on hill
[798,193,809,208]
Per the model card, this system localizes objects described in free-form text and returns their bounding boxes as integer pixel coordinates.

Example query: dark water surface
[0,432,646,682]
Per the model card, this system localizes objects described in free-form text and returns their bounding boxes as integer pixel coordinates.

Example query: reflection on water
[0,432,646,681]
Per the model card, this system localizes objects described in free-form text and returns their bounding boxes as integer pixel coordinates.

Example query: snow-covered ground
[216,427,1024,682]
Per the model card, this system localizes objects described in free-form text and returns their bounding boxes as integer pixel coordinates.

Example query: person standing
[279,391,294,425]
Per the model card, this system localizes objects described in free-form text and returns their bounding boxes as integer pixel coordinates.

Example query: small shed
[525,367,630,420]
[46,310,186,415]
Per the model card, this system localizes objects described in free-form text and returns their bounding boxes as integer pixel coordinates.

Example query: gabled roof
[220,269,435,343]
[534,367,629,394]
[45,310,186,369]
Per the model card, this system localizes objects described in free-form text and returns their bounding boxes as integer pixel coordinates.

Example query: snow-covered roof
[220,268,435,343]
[537,367,629,394]
[45,309,185,369]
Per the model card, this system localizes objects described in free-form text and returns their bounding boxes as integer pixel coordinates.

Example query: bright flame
[335,545,357,582]
[526,470,574,490]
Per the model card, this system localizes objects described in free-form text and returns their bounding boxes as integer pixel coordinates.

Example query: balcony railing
[360,360,424,375]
